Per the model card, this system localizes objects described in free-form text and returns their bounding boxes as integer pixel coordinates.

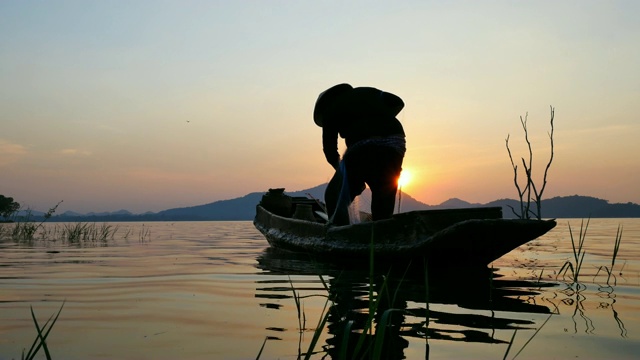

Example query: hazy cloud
[0,139,28,166]
[60,148,92,156]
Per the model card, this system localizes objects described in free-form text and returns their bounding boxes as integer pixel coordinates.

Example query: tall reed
[61,223,119,243]
[264,224,413,360]
[10,202,62,241]
[557,218,590,282]
[606,225,623,285]
[503,312,553,360]
[594,225,624,286]
[302,277,332,360]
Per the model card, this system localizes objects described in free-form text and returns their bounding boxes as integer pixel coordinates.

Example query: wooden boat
[253,189,557,267]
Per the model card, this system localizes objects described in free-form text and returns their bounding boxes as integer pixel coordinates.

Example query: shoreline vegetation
[6,194,640,223]
[0,221,152,244]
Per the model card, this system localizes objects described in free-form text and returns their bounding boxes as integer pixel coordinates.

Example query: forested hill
[35,185,640,222]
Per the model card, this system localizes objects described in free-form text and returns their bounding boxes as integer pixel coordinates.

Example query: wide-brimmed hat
[378,91,404,117]
[313,83,353,127]
[313,84,404,127]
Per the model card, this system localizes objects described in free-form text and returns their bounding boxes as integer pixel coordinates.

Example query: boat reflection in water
[255,247,557,359]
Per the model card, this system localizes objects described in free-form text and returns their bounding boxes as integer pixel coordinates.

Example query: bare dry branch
[506,135,525,218]
[505,107,555,220]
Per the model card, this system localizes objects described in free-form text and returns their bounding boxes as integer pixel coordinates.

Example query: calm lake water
[1,219,640,359]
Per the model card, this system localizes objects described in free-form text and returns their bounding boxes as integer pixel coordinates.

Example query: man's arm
[322,127,340,170]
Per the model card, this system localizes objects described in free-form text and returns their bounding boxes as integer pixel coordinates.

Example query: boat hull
[254,205,556,266]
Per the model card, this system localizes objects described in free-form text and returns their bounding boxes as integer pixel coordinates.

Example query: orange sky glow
[1,1,639,213]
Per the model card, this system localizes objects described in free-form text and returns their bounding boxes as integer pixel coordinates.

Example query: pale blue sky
[1,1,639,213]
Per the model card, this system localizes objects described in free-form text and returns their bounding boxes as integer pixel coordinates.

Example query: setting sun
[398,169,411,188]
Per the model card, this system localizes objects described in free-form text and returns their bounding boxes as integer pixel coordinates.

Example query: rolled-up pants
[325,145,404,226]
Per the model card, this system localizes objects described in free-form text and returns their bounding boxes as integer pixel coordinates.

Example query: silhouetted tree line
[0,195,20,221]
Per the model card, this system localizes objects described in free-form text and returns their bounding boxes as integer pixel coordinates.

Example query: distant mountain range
[17,183,640,222]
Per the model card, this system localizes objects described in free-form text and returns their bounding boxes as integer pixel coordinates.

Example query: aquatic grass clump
[0,202,120,245]
[256,274,333,360]
[120,224,151,243]
[313,226,414,360]
[61,222,119,243]
[4,202,62,242]
[289,276,306,336]
[257,225,415,360]
[553,218,626,288]
[10,220,40,241]
[557,218,590,282]
[62,222,91,242]
[138,224,151,243]
[96,223,119,241]
[1,221,122,245]
[303,286,332,360]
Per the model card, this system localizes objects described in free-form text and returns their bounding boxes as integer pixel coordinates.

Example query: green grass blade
[568,223,577,264]
[28,306,50,360]
[303,297,332,360]
[288,276,301,319]
[557,261,574,281]
[392,263,412,307]
[353,225,377,357]
[23,304,58,359]
[339,320,354,360]
[503,329,517,360]
[23,308,41,360]
[512,313,553,359]
[318,274,331,292]
[27,301,65,360]
[353,268,391,358]
[372,309,404,359]
[612,225,623,269]
[575,252,586,282]
[423,260,430,350]
[606,225,623,285]
[536,269,544,284]
[255,336,268,360]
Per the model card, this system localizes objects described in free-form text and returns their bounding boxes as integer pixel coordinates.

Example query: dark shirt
[322,87,405,169]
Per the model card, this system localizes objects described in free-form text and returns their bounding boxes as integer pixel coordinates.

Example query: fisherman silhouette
[313,83,406,225]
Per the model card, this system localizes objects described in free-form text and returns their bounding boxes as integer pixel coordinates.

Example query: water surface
[1,219,639,359]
